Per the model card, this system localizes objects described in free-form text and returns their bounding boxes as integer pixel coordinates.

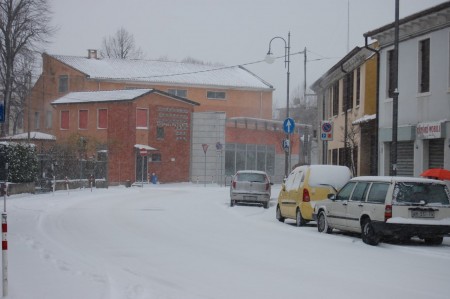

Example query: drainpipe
[364,36,380,175]
[340,65,349,169]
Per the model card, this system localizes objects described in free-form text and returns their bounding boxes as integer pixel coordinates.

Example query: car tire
[361,219,380,246]
[263,201,269,209]
[296,209,306,227]
[230,200,235,207]
[424,237,443,245]
[276,205,285,222]
[317,211,332,234]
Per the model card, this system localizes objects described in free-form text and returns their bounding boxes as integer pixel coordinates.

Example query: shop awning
[134,144,158,151]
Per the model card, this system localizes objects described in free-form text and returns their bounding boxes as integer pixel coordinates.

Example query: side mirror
[327,193,336,201]
[270,182,274,185]
[281,184,286,192]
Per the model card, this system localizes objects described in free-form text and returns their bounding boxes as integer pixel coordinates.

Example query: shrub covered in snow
[0,142,38,183]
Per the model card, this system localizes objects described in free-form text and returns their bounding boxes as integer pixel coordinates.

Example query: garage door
[396,141,414,177]
[429,138,444,169]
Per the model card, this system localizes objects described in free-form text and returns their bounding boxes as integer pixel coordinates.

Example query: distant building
[25,51,300,184]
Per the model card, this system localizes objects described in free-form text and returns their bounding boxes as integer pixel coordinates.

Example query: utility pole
[390,0,400,176]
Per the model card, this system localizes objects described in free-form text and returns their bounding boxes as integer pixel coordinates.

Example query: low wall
[3,179,109,195]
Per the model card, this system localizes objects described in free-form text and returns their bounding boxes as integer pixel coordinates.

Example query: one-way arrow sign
[283,118,295,134]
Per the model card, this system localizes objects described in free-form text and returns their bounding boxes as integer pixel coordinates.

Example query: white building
[364,2,450,176]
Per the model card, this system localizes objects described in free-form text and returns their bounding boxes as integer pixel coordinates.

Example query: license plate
[411,210,435,218]
[244,196,256,200]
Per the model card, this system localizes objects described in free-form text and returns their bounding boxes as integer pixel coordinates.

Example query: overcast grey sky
[46,0,448,109]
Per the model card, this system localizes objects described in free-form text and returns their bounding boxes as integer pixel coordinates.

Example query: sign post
[320,121,333,141]
[140,148,147,188]
[283,118,295,175]
[202,144,209,187]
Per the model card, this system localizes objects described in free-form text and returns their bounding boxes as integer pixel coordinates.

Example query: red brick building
[51,89,199,184]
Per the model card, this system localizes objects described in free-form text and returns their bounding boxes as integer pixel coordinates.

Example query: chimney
[88,49,98,59]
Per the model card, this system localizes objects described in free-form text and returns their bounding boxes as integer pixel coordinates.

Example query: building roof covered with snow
[49,53,273,91]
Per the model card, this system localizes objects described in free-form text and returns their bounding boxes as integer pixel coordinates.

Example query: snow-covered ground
[2,183,450,299]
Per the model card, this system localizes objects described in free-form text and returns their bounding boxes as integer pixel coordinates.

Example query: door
[345,182,370,231]
[280,170,300,218]
[326,182,356,228]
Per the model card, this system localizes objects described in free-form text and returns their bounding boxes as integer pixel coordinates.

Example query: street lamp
[266,32,291,177]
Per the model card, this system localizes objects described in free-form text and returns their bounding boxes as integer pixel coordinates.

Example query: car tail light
[265,182,270,191]
[232,181,236,189]
[303,189,310,202]
[385,204,392,221]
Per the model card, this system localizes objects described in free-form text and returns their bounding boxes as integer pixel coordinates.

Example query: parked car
[230,170,273,208]
[314,176,450,246]
[276,165,352,226]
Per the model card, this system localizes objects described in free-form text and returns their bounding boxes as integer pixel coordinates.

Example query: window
[343,72,353,111]
[225,143,275,176]
[367,183,389,203]
[61,111,69,130]
[387,50,395,98]
[332,82,339,116]
[351,182,369,202]
[156,126,164,139]
[168,89,187,98]
[151,153,161,162]
[356,67,361,106]
[332,148,338,165]
[419,38,430,93]
[58,75,68,93]
[79,110,88,130]
[46,111,52,129]
[34,112,40,130]
[207,91,226,100]
[136,108,148,128]
[98,109,108,129]
[336,182,356,201]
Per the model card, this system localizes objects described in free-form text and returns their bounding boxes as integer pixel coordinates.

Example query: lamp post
[266,32,291,177]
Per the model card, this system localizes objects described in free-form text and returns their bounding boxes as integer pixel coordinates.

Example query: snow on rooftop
[0,131,56,141]
[50,54,273,90]
[52,89,152,104]
[352,114,376,125]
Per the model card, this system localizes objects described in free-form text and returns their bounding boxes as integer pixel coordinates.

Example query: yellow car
[276,165,352,226]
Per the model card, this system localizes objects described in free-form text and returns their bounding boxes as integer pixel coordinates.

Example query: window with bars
[58,75,68,93]
[332,82,339,116]
[419,38,430,93]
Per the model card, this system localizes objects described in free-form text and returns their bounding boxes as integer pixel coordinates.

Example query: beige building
[311,44,378,176]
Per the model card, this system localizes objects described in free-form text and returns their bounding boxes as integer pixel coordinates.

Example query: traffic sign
[320,121,333,141]
[283,118,295,134]
[202,144,209,154]
[282,139,290,152]
[139,148,147,156]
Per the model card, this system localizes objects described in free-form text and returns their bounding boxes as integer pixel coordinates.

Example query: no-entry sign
[140,148,147,156]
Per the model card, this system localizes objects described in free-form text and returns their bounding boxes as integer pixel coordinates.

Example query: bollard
[2,213,7,297]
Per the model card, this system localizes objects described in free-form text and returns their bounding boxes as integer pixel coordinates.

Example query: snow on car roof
[351,176,445,184]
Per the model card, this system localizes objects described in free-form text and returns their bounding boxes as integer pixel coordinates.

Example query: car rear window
[236,173,267,183]
[393,182,450,205]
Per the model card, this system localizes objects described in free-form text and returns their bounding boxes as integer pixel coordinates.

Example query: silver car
[230,170,272,209]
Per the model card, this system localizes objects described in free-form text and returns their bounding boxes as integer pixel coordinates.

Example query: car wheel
[230,200,235,207]
[361,219,380,246]
[276,205,285,222]
[263,201,269,209]
[317,211,332,234]
[424,237,443,245]
[296,209,306,227]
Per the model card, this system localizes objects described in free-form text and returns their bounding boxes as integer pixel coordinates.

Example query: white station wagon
[314,176,450,245]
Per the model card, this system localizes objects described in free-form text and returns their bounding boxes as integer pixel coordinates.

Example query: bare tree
[0,0,54,137]
[100,27,144,59]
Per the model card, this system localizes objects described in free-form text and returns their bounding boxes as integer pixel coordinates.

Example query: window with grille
[58,75,68,93]
[419,38,430,93]
[207,91,226,100]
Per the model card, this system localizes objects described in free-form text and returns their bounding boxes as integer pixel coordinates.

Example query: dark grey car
[230,170,272,209]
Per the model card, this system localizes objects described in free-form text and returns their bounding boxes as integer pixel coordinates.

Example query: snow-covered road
[5,184,450,298]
